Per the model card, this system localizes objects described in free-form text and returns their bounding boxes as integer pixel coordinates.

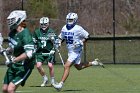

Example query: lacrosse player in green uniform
[2,10,35,93]
[33,17,57,86]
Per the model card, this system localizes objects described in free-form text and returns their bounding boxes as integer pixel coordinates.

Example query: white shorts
[67,51,82,64]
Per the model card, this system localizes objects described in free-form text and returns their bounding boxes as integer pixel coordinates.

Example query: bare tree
[0,0,3,33]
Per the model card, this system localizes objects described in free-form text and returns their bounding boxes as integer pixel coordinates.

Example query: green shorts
[3,64,32,86]
[35,54,55,63]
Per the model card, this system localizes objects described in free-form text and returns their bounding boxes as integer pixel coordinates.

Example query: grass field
[0,64,140,93]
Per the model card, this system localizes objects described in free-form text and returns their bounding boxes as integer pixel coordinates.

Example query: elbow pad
[26,50,33,59]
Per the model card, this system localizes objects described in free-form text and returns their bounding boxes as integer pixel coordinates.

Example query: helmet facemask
[40,17,49,31]
[7,17,21,30]
[66,13,78,30]
[67,18,77,26]
[7,10,27,31]
[40,23,49,31]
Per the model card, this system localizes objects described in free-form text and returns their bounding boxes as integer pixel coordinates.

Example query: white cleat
[52,82,63,91]
[40,80,48,87]
[92,58,105,68]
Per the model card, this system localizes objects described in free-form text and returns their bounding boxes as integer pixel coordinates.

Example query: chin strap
[66,24,75,30]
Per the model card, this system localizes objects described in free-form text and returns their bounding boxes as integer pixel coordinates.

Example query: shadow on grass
[62,89,86,92]
[29,85,52,87]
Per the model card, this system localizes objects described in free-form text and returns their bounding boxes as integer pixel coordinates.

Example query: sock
[43,75,48,81]
[91,61,98,65]
[51,77,55,83]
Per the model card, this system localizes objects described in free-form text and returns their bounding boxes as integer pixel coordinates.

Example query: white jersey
[59,25,89,52]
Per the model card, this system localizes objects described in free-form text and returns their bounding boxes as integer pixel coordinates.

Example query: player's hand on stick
[50,50,55,55]
[0,48,13,56]
[5,56,16,67]
[5,60,11,67]
[0,49,6,56]
[73,40,83,48]
[10,56,16,63]
[55,39,61,49]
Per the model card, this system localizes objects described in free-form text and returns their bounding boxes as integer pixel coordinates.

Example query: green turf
[0,64,140,93]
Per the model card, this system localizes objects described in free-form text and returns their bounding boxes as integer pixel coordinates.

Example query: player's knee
[7,88,14,93]
[36,65,41,69]
[48,65,53,70]
[2,87,8,93]
[48,63,53,68]
[64,64,70,70]
[36,63,42,69]
[7,85,15,93]
[75,65,82,70]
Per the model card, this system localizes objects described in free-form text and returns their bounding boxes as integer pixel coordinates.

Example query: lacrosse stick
[48,33,65,66]
[55,48,64,66]
[35,53,50,56]
[0,33,10,65]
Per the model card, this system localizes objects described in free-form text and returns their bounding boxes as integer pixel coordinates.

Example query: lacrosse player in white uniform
[52,12,104,91]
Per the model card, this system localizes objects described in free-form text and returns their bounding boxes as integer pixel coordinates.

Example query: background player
[53,12,104,90]
[33,17,56,86]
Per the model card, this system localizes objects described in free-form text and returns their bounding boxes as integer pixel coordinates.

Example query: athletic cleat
[92,58,105,68]
[51,80,55,85]
[52,82,63,91]
[40,80,48,87]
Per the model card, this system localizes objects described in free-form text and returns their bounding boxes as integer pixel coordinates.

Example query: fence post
[84,42,87,63]
[21,0,24,10]
[113,0,116,64]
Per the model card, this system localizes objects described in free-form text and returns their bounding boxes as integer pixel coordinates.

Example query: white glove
[50,50,55,55]
[55,39,61,48]
[5,60,11,66]
[5,56,14,66]
[50,36,55,41]
[10,56,16,63]
[73,40,83,48]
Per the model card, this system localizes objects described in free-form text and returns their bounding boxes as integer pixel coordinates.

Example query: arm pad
[26,50,33,59]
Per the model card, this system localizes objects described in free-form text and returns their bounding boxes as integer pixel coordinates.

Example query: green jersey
[8,28,35,68]
[33,28,56,53]
[3,28,35,86]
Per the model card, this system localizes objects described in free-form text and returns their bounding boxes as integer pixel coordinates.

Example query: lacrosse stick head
[48,32,56,41]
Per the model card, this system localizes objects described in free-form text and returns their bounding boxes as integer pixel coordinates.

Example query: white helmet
[40,17,49,30]
[7,10,27,30]
[66,12,78,26]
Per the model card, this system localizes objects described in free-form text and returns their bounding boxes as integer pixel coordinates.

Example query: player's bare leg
[36,62,48,86]
[2,82,19,93]
[2,84,8,93]
[52,60,72,91]
[74,59,104,70]
[7,82,16,93]
[74,62,91,70]
[48,62,55,84]
[61,60,72,82]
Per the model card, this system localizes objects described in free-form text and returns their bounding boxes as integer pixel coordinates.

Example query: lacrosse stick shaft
[0,33,11,65]
[0,45,10,63]
[49,35,64,66]
[3,51,10,62]
[35,53,50,56]
[56,48,64,66]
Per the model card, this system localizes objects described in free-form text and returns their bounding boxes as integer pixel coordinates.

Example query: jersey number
[41,41,46,48]
[65,36,73,44]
